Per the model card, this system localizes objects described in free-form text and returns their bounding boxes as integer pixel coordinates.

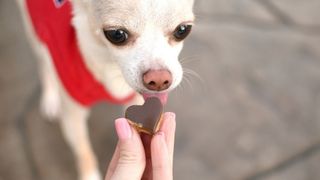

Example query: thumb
[109,118,146,180]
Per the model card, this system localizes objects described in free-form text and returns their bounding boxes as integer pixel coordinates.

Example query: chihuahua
[17,0,194,179]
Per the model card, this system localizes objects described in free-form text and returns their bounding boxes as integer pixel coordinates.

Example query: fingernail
[164,112,176,120]
[154,131,166,147]
[156,131,165,139]
[115,118,132,140]
[161,112,176,131]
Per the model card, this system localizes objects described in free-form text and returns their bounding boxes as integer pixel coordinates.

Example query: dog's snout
[143,69,172,91]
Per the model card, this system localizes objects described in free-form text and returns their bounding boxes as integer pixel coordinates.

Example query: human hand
[105,112,176,180]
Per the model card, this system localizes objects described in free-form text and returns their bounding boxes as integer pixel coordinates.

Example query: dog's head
[78,0,194,104]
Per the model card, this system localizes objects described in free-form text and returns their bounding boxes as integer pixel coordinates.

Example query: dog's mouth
[141,92,169,105]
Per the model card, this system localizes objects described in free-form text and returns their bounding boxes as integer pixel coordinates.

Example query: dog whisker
[183,68,204,84]
[179,56,201,65]
[183,67,208,96]
[182,73,193,90]
[174,79,186,100]
[173,71,199,102]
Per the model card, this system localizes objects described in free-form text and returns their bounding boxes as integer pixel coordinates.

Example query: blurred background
[1,0,320,179]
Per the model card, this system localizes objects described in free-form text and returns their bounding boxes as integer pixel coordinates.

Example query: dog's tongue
[142,92,168,105]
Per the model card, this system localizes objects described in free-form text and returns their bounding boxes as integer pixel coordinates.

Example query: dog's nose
[143,69,172,91]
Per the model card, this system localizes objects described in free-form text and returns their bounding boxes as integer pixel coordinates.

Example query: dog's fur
[17,0,194,179]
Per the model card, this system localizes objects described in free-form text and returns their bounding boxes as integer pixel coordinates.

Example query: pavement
[1,0,320,179]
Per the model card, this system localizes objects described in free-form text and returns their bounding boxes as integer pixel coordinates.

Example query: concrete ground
[1,0,320,179]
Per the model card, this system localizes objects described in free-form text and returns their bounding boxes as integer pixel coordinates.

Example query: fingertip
[115,118,132,140]
[112,119,146,179]
[160,112,176,133]
[163,112,176,127]
[163,112,176,121]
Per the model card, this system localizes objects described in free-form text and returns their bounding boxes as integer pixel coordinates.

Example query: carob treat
[125,97,163,135]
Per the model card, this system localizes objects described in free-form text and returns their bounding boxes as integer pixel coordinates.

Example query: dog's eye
[103,29,129,45]
[173,24,192,41]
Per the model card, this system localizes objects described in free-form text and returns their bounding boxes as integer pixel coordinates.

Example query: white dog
[17,0,194,179]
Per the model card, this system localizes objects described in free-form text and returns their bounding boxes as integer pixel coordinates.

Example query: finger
[105,143,119,180]
[106,118,146,180]
[159,112,176,164]
[151,132,172,180]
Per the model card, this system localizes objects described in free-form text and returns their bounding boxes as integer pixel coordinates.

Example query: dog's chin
[141,92,169,105]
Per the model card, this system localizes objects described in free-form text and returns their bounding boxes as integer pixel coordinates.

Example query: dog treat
[125,97,163,135]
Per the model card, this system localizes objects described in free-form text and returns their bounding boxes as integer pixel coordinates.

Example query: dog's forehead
[93,0,194,30]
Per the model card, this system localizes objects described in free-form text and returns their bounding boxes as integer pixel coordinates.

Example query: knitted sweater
[26,0,135,106]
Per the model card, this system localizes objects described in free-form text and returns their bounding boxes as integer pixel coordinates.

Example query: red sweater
[26,0,135,106]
